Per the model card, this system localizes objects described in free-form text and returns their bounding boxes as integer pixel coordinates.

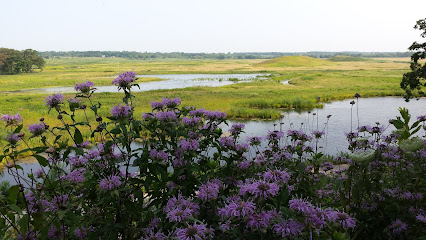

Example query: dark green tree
[0,48,45,74]
[401,18,426,100]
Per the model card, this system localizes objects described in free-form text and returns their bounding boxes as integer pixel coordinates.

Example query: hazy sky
[1,0,425,52]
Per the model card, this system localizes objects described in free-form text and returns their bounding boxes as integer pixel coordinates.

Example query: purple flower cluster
[229,123,245,135]
[5,134,21,145]
[287,129,312,141]
[273,219,304,238]
[312,130,325,139]
[197,179,223,201]
[75,81,94,94]
[246,210,276,230]
[1,113,22,126]
[112,71,137,89]
[181,139,199,151]
[175,223,213,240]
[218,198,256,218]
[66,168,86,183]
[151,97,181,109]
[111,104,132,118]
[182,116,202,126]
[388,219,407,236]
[154,111,178,122]
[99,175,121,191]
[204,110,227,121]
[164,194,199,222]
[240,180,280,199]
[247,136,262,146]
[266,130,284,141]
[44,94,65,111]
[289,197,356,230]
[263,169,290,183]
[417,115,426,121]
[28,122,47,136]
[150,149,168,161]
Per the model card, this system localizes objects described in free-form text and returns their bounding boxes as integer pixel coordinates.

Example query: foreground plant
[0,72,424,239]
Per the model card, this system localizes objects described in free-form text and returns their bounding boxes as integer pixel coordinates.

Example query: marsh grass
[0,56,410,146]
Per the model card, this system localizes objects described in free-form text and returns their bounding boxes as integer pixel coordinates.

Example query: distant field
[0,56,410,144]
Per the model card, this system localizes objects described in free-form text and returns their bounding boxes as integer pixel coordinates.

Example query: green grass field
[0,56,410,146]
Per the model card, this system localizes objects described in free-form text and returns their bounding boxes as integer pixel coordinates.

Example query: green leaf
[8,185,19,203]
[33,155,48,167]
[13,124,23,134]
[18,214,29,236]
[9,204,22,214]
[74,128,83,144]
[391,119,404,129]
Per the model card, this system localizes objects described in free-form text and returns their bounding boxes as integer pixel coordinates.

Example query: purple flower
[273,219,305,238]
[74,226,95,239]
[44,94,65,111]
[5,134,21,145]
[197,180,222,201]
[181,139,199,151]
[149,149,168,162]
[218,200,256,218]
[240,180,280,199]
[48,226,64,240]
[74,81,94,94]
[266,130,284,141]
[175,223,211,240]
[417,115,426,122]
[247,136,262,146]
[66,168,86,183]
[164,194,199,222]
[204,110,227,121]
[388,219,407,236]
[312,130,325,139]
[111,104,132,118]
[28,122,47,136]
[416,214,426,223]
[182,117,203,127]
[246,211,275,230]
[189,109,205,117]
[263,169,290,183]
[219,136,235,149]
[1,113,22,126]
[17,231,37,240]
[328,211,356,229]
[320,162,334,172]
[229,123,245,135]
[112,71,137,89]
[99,175,121,191]
[162,97,181,108]
[155,111,178,122]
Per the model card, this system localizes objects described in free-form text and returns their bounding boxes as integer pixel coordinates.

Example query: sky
[0,0,425,53]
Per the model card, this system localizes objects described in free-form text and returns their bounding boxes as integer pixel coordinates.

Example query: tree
[401,18,426,100]
[0,48,45,74]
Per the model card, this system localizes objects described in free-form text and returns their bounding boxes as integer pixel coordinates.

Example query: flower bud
[57,114,63,120]
[40,118,45,122]
[96,116,103,122]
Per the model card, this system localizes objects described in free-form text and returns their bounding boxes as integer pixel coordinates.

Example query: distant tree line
[38,51,412,60]
[0,48,45,74]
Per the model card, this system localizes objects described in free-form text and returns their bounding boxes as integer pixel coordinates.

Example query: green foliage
[0,48,45,75]
[390,107,423,140]
[401,18,426,100]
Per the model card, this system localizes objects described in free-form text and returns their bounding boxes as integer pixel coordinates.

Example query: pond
[3,74,272,94]
[1,97,425,184]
